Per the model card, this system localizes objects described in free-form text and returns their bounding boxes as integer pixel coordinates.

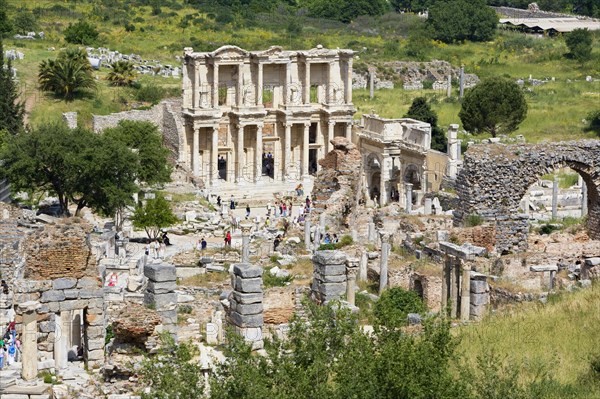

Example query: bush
[63,20,99,45]
[318,243,336,250]
[585,109,600,135]
[466,214,484,227]
[178,305,193,314]
[374,287,426,328]
[336,235,353,248]
[263,272,294,287]
[134,83,166,104]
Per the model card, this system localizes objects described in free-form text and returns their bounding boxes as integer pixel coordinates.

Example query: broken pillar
[230,263,263,350]
[240,222,252,263]
[460,263,471,322]
[20,301,41,381]
[311,250,347,303]
[582,180,588,217]
[405,183,413,213]
[424,198,432,215]
[552,175,558,219]
[359,251,368,282]
[367,220,377,243]
[304,219,311,250]
[469,272,489,321]
[346,258,359,306]
[144,262,178,328]
[379,232,391,295]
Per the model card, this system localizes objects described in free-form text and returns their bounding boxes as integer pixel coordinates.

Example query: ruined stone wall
[455,141,600,253]
[23,222,95,280]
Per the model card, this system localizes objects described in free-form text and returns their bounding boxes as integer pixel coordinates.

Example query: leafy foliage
[459,77,527,137]
[138,333,204,399]
[12,8,38,35]
[0,41,24,135]
[103,120,172,185]
[565,28,593,64]
[0,0,12,38]
[131,195,179,239]
[585,109,600,135]
[38,47,96,101]
[63,20,99,45]
[106,61,137,87]
[374,287,427,328]
[404,96,447,152]
[304,0,389,23]
[0,122,139,217]
[428,0,498,43]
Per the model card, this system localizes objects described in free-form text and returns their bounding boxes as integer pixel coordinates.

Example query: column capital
[346,266,358,280]
[346,257,360,269]
[237,124,246,130]
[256,123,264,130]
[328,120,336,126]
[240,222,253,235]
[378,231,391,244]
[284,122,293,128]
[303,122,311,128]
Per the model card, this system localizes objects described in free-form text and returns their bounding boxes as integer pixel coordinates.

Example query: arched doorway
[366,154,382,203]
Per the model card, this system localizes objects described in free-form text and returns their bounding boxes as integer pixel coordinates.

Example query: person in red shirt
[224,231,232,247]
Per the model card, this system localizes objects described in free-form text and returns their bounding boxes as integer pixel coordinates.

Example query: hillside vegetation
[3,0,599,141]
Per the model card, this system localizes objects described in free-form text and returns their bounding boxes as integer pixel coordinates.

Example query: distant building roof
[499,17,600,33]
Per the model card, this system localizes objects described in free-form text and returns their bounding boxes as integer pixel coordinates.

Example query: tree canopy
[63,20,99,45]
[131,195,179,239]
[565,28,593,64]
[459,77,528,137]
[103,120,172,185]
[404,97,447,152]
[428,0,498,43]
[304,0,389,23]
[0,40,25,136]
[0,122,143,217]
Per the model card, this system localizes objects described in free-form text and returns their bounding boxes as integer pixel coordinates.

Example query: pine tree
[0,41,25,135]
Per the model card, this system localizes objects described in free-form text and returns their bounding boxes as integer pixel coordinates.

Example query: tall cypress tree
[404,97,447,152]
[0,40,25,135]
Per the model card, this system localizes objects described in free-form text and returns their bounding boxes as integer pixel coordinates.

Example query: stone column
[255,124,263,183]
[192,127,200,176]
[447,124,459,178]
[319,213,326,231]
[405,183,413,213]
[379,233,390,295]
[284,62,291,104]
[459,65,464,98]
[193,60,200,108]
[460,263,471,322]
[240,222,252,263]
[446,74,452,98]
[346,258,359,306]
[20,301,41,381]
[236,124,245,184]
[450,260,458,318]
[304,61,311,104]
[144,263,178,328]
[231,264,264,350]
[213,63,219,107]
[236,64,243,105]
[211,126,219,186]
[327,121,335,154]
[424,198,432,215]
[346,58,353,103]
[552,175,558,219]
[441,255,449,314]
[379,157,389,207]
[302,123,310,178]
[367,220,377,243]
[369,67,375,99]
[582,181,588,217]
[345,122,352,141]
[284,123,292,181]
[304,219,311,249]
[54,311,69,372]
[359,251,368,281]
[256,63,263,106]
[71,311,82,349]
[314,227,321,251]
[311,251,347,303]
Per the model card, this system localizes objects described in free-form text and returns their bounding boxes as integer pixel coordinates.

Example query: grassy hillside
[3,0,600,142]
[457,284,600,397]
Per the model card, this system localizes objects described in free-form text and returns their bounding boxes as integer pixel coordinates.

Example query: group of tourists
[0,321,19,370]
[144,232,171,260]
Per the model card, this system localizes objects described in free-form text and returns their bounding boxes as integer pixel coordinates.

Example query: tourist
[305,196,311,210]
[162,232,171,246]
[153,240,160,259]
[0,341,4,370]
[274,201,280,218]
[217,196,221,207]
[296,184,304,197]
[332,234,339,244]
[282,202,287,217]
[159,240,166,258]
[224,231,232,247]
[145,242,151,257]
[288,202,293,215]
[273,234,282,252]
[282,218,290,236]
[246,204,251,218]
[201,237,207,251]
[298,213,305,223]
[0,280,8,295]
[196,239,202,252]
[107,273,118,287]
[6,337,15,365]
[230,195,236,210]
[324,233,331,244]
[265,217,270,228]
[279,202,283,217]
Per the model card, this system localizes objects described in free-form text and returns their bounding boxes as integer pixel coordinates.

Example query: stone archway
[365,153,382,203]
[454,141,600,254]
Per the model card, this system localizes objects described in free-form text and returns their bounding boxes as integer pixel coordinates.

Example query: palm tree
[38,47,96,101]
[106,60,137,87]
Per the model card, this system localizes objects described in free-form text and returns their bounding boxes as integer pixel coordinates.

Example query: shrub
[466,214,484,227]
[263,272,294,288]
[64,20,99,45]
[134,83,166,104]
[336,235,353,248]
[374,287,426,328]
[178,305,193,314]
[318,243,336,250]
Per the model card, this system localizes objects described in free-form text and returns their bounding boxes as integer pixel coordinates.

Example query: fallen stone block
[144,263,176,282]
[232,263,263,278]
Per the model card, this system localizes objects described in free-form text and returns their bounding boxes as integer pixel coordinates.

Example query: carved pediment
[210,45,249,60]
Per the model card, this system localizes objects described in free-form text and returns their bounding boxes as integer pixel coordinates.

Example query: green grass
[457,284,600,389]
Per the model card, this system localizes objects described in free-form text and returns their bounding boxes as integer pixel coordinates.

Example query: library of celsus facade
[181,45,355,187]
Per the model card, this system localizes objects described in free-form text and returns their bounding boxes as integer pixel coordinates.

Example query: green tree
[428,0,498,43]
[138,333,204,399]
[106,60,137,87]
[12,8,38,35]
[373,287,427,328]
[0,0,13,38]
[0,122,139,216]
[459,77,528,137]
[565,28,593,64]
[404,97,447,152]
[103,120,172,185]
[131,195,179,239]
[38,47,96,101]
[63,20,99,45]
[585,110,600,135]
[305,0,389,23]
[0,41,25,135]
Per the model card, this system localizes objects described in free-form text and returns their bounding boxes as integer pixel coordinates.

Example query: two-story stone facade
[181,45,355,187]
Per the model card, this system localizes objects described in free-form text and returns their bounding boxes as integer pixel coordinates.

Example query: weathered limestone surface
[229,263,264,349]
[311,250,347,303]
[455,141,600,254]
